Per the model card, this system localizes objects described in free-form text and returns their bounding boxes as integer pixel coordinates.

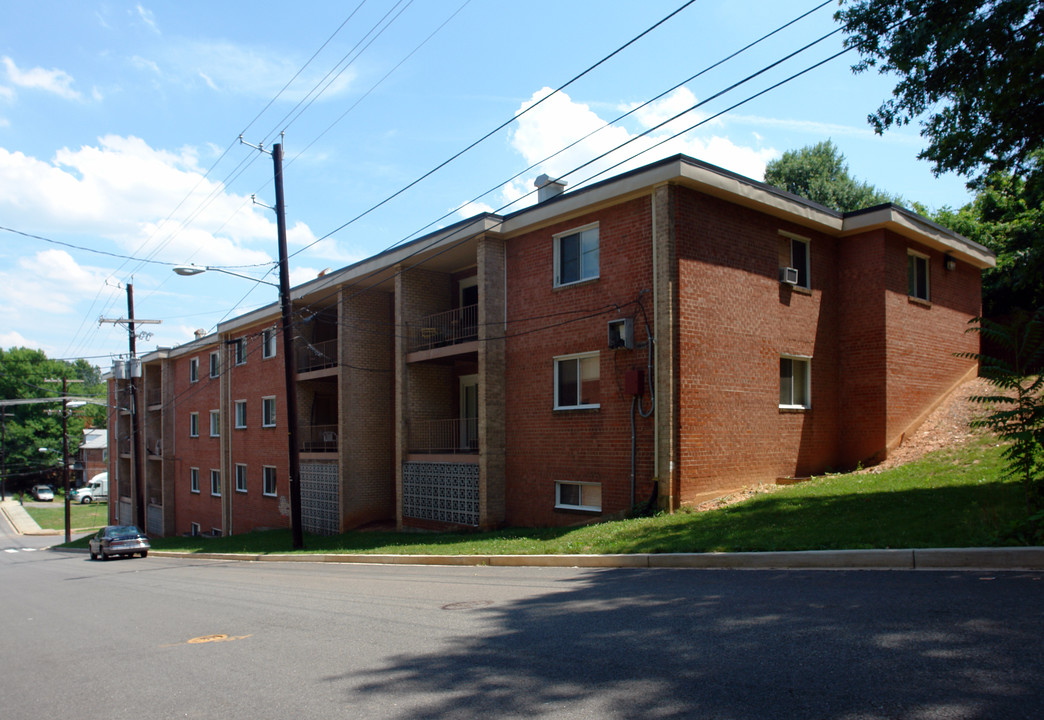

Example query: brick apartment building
[107,154,994,537]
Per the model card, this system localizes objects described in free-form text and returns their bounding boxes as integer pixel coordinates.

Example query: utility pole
[273,142,304,550]
[100,284,160,531]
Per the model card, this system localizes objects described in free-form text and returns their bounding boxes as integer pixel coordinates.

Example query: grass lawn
[61,435,1035,556]
[24,501,110,533]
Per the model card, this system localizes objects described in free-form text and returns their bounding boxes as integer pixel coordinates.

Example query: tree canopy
[763,140,898,212]
[0,348,107,493]
[836,0,1044,185]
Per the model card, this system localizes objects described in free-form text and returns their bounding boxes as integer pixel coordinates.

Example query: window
[209,351,220,378]
[554,352,600,409]
[189,412,199,438]
[263,466,277,497]
[209,410,220,437]
[554,224,599,286]
[235,464,247,493]
[908,250,930,301]
[234,338,247,365]
[234,400,247,429]
[190,522,200,536]
[780,356,811,409]
[210,469,221,497]
[190,467,199,494]
[556,481,602,511]
[262,396,277,427]
[211,527,222,537]
[189,357,199,383]
[262,328,277,359]
[780,231,810,289]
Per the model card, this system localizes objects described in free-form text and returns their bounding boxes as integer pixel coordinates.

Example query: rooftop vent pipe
[534,174,567,202]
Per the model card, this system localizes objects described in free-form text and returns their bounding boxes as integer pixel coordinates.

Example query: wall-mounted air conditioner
[608,317,634,350]
[779,267,799,285]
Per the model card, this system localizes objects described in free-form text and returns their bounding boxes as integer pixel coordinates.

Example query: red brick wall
[223,320,290,534]
[505,196,657,526]
[170,341,225,535]
[837,230,888,465]
[673,187,840,502]
[881,231,981,449]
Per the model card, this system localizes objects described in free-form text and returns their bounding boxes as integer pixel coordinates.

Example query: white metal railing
[409,305,478,352]
[408,418,478,454]
[297,338,338,373]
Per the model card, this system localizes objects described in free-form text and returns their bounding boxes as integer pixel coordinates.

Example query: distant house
[78,428,107,487]
[108,154,994,537]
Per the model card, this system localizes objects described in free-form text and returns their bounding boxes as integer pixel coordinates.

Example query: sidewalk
[0,500,59,536]
[12,499,1043,570]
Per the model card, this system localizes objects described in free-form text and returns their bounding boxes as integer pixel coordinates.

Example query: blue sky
[0,0,973,367]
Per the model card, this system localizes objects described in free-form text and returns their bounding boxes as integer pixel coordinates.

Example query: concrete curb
[121,546,1044,570]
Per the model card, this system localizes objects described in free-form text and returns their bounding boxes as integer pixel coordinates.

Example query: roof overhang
[840,205,995,269]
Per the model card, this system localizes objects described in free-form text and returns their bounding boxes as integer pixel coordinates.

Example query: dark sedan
[89,526,150,560]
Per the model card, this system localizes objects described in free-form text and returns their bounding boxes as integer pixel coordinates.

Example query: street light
[173,262,304,549]
[173,265,278,287]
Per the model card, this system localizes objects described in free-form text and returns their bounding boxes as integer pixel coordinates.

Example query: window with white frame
[555,481,602,511]
[262,396,277,427]
[211,527,222,537]
[554,224,599,286]
[189,357,199,383]
[554,352,600,409]
[210,469,221,496]
[189,412,199,438]
[779,355,811,409]
[263,466,277,497]
[209,351,220,378]
[262,328,277,359]
[234,400,247,429]
[190,467,199,494]
[780,231,810,289]
[908,250,930,301]
[190,522,200,536]
[235,463,247,493]
[234,338,247,365]
[209,410,220,437]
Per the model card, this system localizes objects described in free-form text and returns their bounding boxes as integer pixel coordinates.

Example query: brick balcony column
[478,235,506,529]
[653,184,680,512]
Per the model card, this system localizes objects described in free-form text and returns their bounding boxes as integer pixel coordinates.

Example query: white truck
[72,472,108,504]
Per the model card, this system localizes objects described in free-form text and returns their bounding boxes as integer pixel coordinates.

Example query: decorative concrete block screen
[301,462,340,535]
[402,462,479,526]
[146,504,163,536]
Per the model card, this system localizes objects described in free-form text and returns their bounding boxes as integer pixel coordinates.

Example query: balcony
[408,418,478,455]
[297,338,338,373]
[409,305,477,353]
[300,424,338,453]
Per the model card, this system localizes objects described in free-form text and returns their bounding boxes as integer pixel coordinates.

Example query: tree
[933,159,1044,317]
[961,312,1044,518]
[836,0,1044,185]
[764,140,898,212]
[0,347,106,492]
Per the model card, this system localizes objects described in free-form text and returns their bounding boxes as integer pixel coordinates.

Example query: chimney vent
[534,174,567,202]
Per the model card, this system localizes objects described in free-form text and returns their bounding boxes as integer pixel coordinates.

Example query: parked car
[89,526,150,560]
[31,484,54,501]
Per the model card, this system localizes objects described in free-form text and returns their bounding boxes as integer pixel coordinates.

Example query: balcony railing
[146,388,162,406]
[408,418,478,454]
[409,305,478,353]
[297,338,338,373]
[300,424,338,453]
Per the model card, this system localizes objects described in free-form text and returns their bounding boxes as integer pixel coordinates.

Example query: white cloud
[0,249,110,316]
[161,40,356,100]
[0,85,13,101]
[1,56,82,101]
[0,329,33,349]
[135,4,160,34]
[455,88,778,220]
[0,135,314,268]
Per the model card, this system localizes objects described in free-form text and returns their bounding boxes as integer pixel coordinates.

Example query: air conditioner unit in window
[779,266,799,285]
[607,317,634,350]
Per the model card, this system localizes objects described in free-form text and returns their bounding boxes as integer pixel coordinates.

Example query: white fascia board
[841,206,995,269]
[497,156,843,236]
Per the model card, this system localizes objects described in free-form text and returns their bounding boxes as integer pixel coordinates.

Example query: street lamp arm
[173,265,279,287]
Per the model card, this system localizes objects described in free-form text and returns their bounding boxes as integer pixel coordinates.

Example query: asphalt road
[1,525,1042,719]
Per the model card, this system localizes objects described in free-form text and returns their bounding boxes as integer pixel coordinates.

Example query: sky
[0,0,975,369]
